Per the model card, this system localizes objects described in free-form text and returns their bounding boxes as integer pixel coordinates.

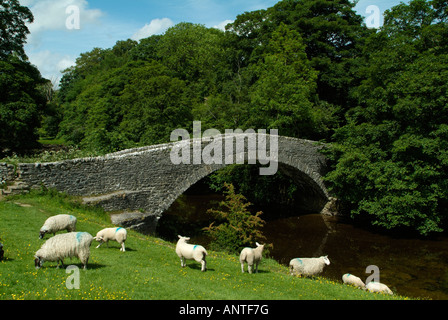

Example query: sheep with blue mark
[39,214,77,239]
[342,273,366,289]
[94,227,127,252]
[175,235,208,272]
[34,232,93,269]
[289,255,330,277]
[240,242,265,274]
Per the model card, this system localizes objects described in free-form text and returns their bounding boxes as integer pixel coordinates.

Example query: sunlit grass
[0,191,410,300]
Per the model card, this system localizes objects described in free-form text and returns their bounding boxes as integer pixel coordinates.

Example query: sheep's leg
[96,241,103,249]
[255,262,259,273]
[120,242,126,252]
[248,265,253,274]
[201,259,206,272]
[180,256,185,267]
[241,262,245,273]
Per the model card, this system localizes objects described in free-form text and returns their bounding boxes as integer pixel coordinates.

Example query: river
[156,185,448,300]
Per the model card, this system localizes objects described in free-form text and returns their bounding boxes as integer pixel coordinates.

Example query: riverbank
[158,187,448,300]
[0,190,408,301]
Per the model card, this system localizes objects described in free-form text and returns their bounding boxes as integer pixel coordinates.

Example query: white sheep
[366,281,394,295]
[39,214,77,239]
[94,227,127,252]
[239,242,265,274]
[289,255,330,277]
[34,232,93,270]
[175,235,208,272]
[342,273,366,289]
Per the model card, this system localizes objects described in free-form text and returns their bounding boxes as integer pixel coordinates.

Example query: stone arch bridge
[0,133,334,233]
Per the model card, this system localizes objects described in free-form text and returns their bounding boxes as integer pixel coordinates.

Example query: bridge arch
[1,133,331,233]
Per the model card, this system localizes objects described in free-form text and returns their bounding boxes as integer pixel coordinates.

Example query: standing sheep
[94,227,127,252]
[175,235,208,272]
[366,281,394,295]
[39,214,77,239]
[34,232,93,270]
[342,273,366,289]
[289,255,330,277]
[239,242,265,274]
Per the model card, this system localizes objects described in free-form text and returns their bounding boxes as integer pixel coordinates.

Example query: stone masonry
[1,133,331,233]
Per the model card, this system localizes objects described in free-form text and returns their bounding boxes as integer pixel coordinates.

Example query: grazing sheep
[175,235,208,272]
[366,281,394,295]
[34,232,93,270]
[39,214,77,239]
[342,273,366,289]
[0,243,4,261]
[240,242,265,274]
[94,227,127,252]
[289,255,330,277]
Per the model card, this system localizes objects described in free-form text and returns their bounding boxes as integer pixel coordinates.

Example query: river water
[156,187,448,300]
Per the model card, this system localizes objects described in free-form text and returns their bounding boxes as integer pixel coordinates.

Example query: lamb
[342,273,366,289]
[34,232,93,270]
[239,242,265,274]
[289,255,330,277]
[39,214,77,239]
[366,281,394,295]
[175,235,208,272]
[93,227,127,252]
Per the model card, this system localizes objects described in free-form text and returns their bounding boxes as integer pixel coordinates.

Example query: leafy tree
[0,0,33,60]
[0,1,48,156]
[203,183,267,254]
[324,0,448,235]
[247,23,323,139]
[0,56,47,155]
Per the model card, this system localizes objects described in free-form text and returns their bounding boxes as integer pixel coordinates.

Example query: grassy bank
[0,190,408,300]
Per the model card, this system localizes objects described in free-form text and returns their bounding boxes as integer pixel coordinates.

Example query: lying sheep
[366,281,394,295]
[39,214,77,239]
[240,242,265,274]
[94,227,127,252]
[34,232,93,270]
[175,235,208,272]
[289,255,330,277]
[342,273,366,289]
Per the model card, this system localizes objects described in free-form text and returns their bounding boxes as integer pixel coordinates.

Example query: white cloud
[213,19,233,31]
[27,50,76,83]
[22,0,103,47]
[131,18,174,41]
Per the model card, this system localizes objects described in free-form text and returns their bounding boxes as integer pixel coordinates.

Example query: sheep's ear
[256,242,260,247]
[178,235,182,239]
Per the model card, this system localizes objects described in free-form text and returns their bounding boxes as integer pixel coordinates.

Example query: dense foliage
[0,0,48,156]
[203,183,267,254]
[324,0,448,235]
[2,0,448,235]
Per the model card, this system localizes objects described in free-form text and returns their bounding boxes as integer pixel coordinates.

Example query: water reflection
[157,191,448,300]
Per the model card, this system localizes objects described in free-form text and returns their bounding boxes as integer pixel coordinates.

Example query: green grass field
[0,190,409,300]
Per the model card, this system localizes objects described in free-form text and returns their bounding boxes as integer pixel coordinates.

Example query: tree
[324,0,448,235]
[0,56,47,155]
[0,0,33,60]
[247,23,323,139]
[0,1,47,156]
[203,183,267,254]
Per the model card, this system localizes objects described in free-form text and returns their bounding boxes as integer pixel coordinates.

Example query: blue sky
[19,0,407,84]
